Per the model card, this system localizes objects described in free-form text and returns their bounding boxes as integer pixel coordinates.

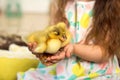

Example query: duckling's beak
[60,34,67,42]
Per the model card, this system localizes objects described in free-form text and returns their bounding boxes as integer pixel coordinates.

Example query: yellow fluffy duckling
[47,22,72,47]
[45,39,62,54]
[24,22,72,54]
[23,30,48,53]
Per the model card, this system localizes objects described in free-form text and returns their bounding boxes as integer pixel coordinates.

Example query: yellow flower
[49,69,56,75]
[80,13,90,29]
[72,63,85,77]
[116,67,120,73]
[89,72,99,78]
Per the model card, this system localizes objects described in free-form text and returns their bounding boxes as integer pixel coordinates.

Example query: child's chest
[65,1,94,42]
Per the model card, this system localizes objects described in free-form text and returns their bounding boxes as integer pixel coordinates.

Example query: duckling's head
[48,22,67,42]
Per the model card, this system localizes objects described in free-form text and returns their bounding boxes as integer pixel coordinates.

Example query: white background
[0,0,51,13]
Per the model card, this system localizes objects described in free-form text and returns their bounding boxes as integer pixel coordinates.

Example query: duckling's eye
[54,31,60,35]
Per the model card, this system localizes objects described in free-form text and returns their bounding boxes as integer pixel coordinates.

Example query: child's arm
[64,43,110,63]
[46,41,110,64]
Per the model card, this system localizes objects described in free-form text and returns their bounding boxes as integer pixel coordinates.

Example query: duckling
[24,30,48,53]
[45,39,61,54]
[56,22,72,47]
[23,22,72,54]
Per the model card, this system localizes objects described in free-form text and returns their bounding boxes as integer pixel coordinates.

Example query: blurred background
[0,0,51,36]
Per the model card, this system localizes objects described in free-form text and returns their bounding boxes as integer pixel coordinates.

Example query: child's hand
[64,43,74,58]
[45,43,75,66]
[64,40,85,58]
[27,42,38,53]
[63,40,85,58]
[46,51,66,64]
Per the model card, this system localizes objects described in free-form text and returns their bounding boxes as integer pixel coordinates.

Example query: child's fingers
[46,51,65,61]
[64,45,69,52]
[51,51,65,60]
[28,42,37,52]
[44,61,54,66]
[46,57,52,61]
[66,49,71,58]
[52,59,60,63]
[64,45,71,57]
[51,55,59,60]
[58,51,65,59]
[65,45,73,58]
